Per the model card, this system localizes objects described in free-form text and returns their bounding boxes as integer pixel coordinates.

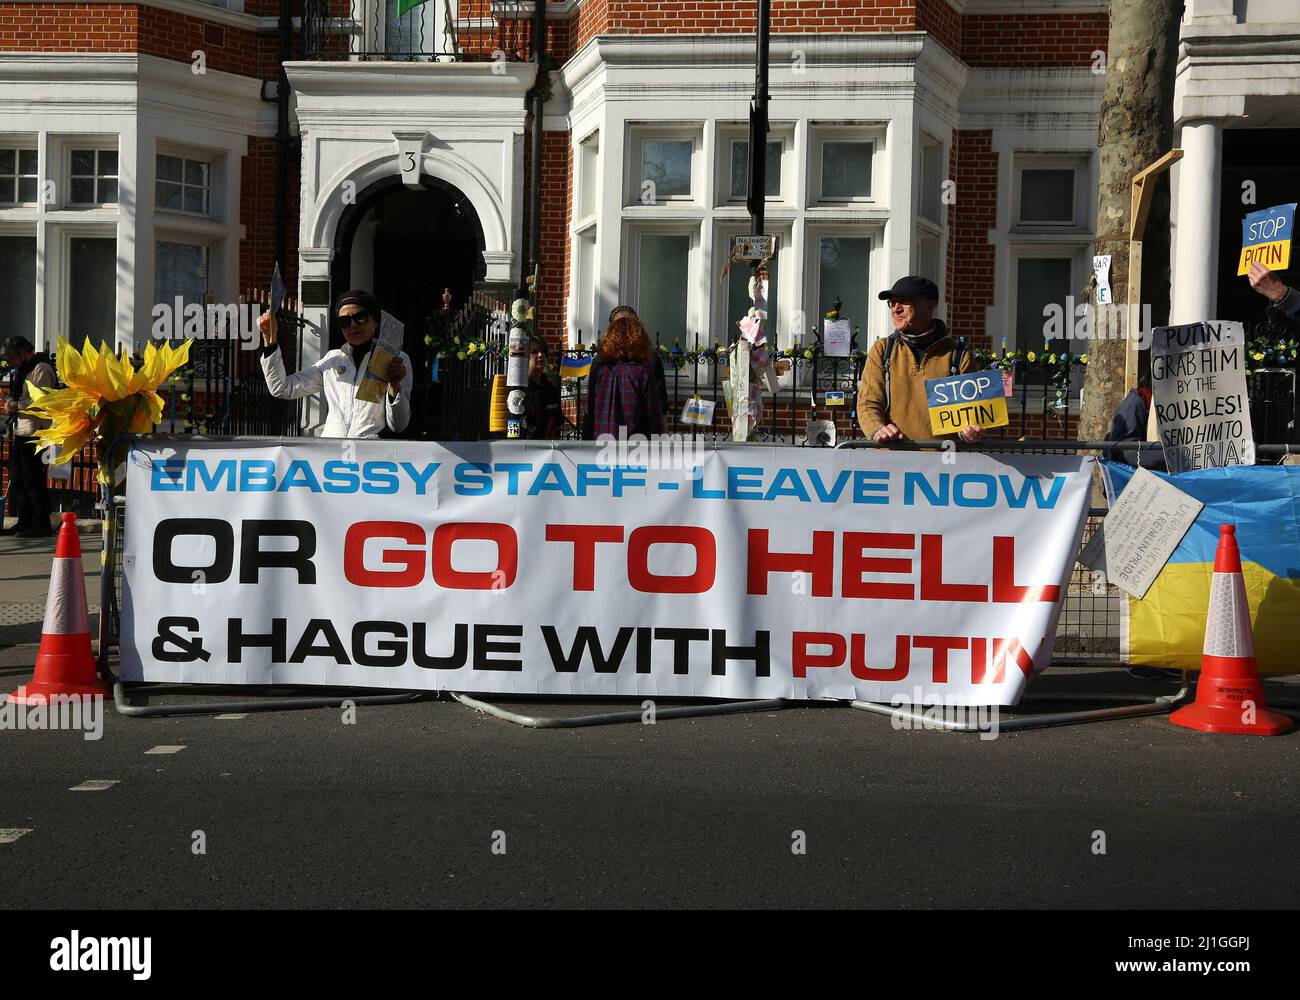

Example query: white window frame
[0,144,40,207]
[916,133,946,226]
[65,141,120,209]
[0,222,39,343]
[809,125,886,206]
[625,126,703,207]
[154,235,216,308]
[49,222,119,350]
[1006,245,1089,405]
[1012,154,1090,230]
[156,150,214,219]
[620,221,702,344]
[713,220,794,349]
[805,224,879,348]
[574,128,601,230]
[716,126,793,207]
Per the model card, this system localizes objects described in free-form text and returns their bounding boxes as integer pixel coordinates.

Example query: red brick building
[2,0,1295,429]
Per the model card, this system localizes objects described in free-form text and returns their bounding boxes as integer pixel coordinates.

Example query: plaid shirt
[583,360,666,439]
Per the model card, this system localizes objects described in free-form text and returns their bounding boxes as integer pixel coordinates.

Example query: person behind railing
[522,334,562,439]
[1103,376,1164,470]
[856,275,983,445]
[606,305,669,419]
[257,289,411,438]
[581,313,666,441]
[1,335,55,537]
[1247,263,1300,320]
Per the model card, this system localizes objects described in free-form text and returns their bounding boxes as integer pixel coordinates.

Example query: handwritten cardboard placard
[1150,321,1254,473]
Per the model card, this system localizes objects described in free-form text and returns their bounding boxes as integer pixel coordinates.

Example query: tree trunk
[1078,0,1182,444]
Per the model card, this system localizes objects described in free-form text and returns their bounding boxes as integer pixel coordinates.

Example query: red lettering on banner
[994,636,1036,680]
[545,524,624,590]
[792,631,846,678]
[912,635,969,683]
[919,534,989,602]
[842,532,914,599]
[747,529,835,596]
[627,526,716,594]
[991,536,1060,603]
[850,633,910,681]
[343,521,425,587]
[431,522,518,590]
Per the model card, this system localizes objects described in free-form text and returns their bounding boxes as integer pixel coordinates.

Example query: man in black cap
[856,275,982,444]
[258,289,411,438]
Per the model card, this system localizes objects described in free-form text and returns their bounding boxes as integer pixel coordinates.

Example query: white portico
[285,59,536,425]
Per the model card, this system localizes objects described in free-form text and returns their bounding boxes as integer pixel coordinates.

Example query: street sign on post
[731,234,778,262]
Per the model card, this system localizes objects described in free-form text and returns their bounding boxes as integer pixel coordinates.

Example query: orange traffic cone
[6,512,110,704]
[1170,524,1293,736]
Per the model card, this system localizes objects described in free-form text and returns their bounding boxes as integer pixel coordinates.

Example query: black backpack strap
[881,333,897,416]
[949,337,967,376]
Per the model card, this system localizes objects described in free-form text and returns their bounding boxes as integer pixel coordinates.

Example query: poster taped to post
[121,441,1093,706]
[1150,321,1254,473]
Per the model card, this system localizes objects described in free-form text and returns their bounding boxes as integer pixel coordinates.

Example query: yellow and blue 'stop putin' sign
[1238,202,1295,276]
[925,369,1009,436]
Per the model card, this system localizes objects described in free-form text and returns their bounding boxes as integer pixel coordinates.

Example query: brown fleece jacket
[856,322,976,441]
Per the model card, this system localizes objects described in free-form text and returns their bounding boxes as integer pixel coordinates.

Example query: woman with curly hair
[582,313,666,440]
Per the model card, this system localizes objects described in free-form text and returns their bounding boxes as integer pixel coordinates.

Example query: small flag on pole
[270,263,286,314]
[396,0,432,15]
[559,353,592,379]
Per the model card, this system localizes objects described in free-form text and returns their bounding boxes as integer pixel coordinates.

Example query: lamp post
[733,0,771,442]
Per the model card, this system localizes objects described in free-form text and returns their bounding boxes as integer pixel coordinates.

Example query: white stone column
[1170,120,1222,324]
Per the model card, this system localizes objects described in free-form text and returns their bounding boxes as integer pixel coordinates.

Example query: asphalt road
[2,646,1297,909]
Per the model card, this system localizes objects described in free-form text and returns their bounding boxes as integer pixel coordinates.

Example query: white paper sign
[680,396,716,427]
[823,319,851,358]
[1083,467,1203,599]
[1092,255,1113,305]
[1150,321,1254,473]
[805,418,836,447]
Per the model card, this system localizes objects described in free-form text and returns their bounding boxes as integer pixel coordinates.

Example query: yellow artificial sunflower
[23,337,191,483]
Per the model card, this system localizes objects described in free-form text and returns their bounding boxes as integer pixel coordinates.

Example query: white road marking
[0,828,33,844]
[145,745,186,755]
[69,780,119,792]
[214,714,248,720]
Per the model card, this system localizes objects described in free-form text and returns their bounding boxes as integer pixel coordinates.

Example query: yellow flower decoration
[1027,351,1037,362]
[1251,351,1266,361]
[23,337,192,483]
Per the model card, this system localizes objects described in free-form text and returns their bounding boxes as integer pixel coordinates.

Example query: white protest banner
[121,441,1092,706]
[1150,321,1254,473]
[1080,467,1202,599]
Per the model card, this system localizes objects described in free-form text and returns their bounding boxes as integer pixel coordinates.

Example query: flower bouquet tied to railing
[22,337,192,485]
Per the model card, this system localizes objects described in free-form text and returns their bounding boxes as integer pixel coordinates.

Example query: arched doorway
[329,175,487,437]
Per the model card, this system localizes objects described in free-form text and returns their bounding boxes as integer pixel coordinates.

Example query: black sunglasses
[338,311,371,328]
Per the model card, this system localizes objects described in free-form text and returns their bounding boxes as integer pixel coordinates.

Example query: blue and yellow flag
[559,353,592,379]
[925,370,1009,436]
[1237,202,1295,276]
[1103,461,1300,674]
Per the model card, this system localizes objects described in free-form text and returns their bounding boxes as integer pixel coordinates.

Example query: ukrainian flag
[560,353,592,379]
[1102,461,1300,674]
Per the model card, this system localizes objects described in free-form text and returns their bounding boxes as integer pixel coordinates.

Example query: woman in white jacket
[259,289,412,438]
